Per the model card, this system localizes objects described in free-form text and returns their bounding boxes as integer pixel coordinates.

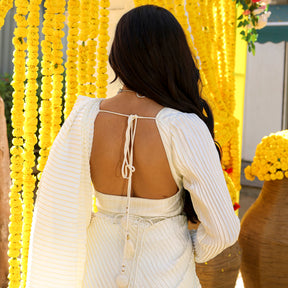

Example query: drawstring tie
[116,115,138,288]
[98,109,156,288]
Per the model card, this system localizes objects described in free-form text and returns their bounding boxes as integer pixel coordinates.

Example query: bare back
[89,91,178,199]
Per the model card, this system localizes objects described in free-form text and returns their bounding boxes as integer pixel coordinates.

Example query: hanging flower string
[78,0,90,97]
[51,0,66,141]
[234,0,271,54]
[64,0,80,119]
[5,2,246,286]
[87,0,99,97]
[185,0,202,67]
[134,0,142,7]
[37,0,54,177]
[96,0,110,98]
[8,0,28,286]
[164,0,174,15]
[128,0,240,210]
[20,0,41,285]
[0,0,14,30]
[185,0,240,208]
[174,0,194,55]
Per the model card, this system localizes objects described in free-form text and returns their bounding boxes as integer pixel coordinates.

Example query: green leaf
[243,19,249,26]
[251,33,257,42]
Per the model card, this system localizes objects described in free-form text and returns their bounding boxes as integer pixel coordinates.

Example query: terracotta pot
[195,241,241,288]
[239,178,288,288]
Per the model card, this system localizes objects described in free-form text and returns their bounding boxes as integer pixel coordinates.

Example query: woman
[27,5,240,288]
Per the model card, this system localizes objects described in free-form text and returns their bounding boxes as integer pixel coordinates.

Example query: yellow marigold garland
[164,0,175,15]
[64,0,80,119]
[87,0,99,97]
[230,128,241,191]
[78,0,90,97]
[51,0,66,141]
[20,0,41,285]
[133,0,142,7]
[0,0,13,30]
[174,0,194,54]
[132,0,240,207]
[245,130,288,182]
[224,171,237,206]
[185,0,201,66]
[187,1,230,145]
[225,1,237,113]
[8,0,28,285]
[37,0,54,177]
[185,1,240,208]
[96,0,110,98]
[152,0,164,7]
[4,3,245,286]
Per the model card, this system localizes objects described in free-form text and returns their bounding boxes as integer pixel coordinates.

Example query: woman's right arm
[26,96,96,287]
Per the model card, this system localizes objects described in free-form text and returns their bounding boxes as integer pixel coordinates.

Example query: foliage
[0,73,14,147]
[233,0,271,55]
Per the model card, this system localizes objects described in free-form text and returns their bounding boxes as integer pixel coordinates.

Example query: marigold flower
[245,130,288,181]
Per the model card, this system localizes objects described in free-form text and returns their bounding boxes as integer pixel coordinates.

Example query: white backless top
[26,96,240,288]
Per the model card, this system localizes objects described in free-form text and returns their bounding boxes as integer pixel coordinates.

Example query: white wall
[242,42,285,161]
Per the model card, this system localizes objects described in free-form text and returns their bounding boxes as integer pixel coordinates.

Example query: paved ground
[238,160,262,220]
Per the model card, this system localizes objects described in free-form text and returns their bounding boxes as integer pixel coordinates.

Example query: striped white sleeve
[170,113,240,263]
[26,97,96,287]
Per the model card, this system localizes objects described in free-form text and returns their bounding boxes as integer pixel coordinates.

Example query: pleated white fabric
[26,96,240,288]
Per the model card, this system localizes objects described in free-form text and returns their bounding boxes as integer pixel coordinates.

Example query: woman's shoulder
[158,107,207,131]
[75,95,103,105]
[69,96,104,115]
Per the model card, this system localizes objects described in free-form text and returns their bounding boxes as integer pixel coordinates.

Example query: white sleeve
[26,97,97,287]
[170,113,240,263]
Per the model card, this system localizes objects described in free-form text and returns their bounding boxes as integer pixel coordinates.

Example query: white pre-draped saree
[26,96,240,288]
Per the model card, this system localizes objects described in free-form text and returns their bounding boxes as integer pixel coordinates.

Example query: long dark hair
[109,5,221,223]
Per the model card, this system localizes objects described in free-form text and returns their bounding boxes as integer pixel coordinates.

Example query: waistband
[94,189,184,218]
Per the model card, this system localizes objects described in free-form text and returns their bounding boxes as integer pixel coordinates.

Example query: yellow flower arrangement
[245,130,288,182]
[8,0,28,286]
[96,0,110,98]
[87,0,99,97]
[185,0,241,205]
[133,0,142,7]
[78,0,90,97]
[5,1,243,286]
[0,0,13,30]
[174,0,194,53]
[224,171,240,211]
[51,0,66,141]
[64,0,80,119]
[164,0,174,14]
[37,0,54,177]
[20,0,41,285]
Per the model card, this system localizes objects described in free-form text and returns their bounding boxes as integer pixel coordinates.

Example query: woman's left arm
[170,113,240,263]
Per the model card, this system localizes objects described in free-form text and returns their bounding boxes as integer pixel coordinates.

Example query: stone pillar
[0,97,10,288]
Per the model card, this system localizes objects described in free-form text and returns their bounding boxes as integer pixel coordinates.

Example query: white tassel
[121,216,127,229]
[116,273,129,288]
[124,238,135,259]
